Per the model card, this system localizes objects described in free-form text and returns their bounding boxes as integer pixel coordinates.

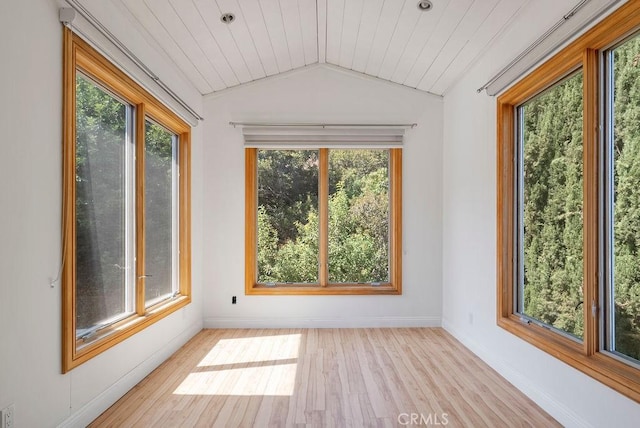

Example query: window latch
[592,301,598,318]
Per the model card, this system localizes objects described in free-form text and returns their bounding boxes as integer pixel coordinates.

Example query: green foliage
[522,71,584,338]
[327,187,384,282]
[328,150,388,197]
[275,208,320,283]
[257,205,280,280]
[257,150,319,283]
[328,151,389,283]
[257,150,318,244]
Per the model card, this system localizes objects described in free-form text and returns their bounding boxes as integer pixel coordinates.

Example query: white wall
[202,64,443,328]
[0,1,204,426]
[442,0,640,426]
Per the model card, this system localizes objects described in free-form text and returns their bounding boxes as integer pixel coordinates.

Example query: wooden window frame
[497,1,640,403]
[62,28,191,373]
[245,148,402,295]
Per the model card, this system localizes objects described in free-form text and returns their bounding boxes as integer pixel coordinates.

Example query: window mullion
[179,132,191,296]
[603,47,616,356]
[245,148,258,292]
[319,148,329,287]
[583,48,600,356]
[390,149,403,292]
[135,103,146,315]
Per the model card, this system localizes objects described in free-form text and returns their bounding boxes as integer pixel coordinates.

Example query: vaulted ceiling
[107,0,530,95]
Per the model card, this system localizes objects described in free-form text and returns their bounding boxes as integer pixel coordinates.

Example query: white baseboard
[441,319,590,428]
[203,316,441,329]
[57,321,203,428]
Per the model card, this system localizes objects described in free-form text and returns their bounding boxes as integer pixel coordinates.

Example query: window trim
[497,1,640,403]
[62,28,191,373]
[245,148,402,295]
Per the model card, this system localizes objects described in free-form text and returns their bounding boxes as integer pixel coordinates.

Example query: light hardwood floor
[90,328,559,427]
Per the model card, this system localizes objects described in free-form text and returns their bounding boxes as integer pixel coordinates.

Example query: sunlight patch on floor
[173,363,298,396]
[197,333,301,366]
[173,333,301,396]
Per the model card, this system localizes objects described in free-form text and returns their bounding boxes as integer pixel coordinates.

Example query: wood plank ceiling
[112,0,531,95]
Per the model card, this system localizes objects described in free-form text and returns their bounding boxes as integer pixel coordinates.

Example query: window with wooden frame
[62,28,191,372]
[497,1,640,402]
[245,147,402,295]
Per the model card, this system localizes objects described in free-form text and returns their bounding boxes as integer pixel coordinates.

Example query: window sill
[65,295,190,372]
[246,283,401,295]
[497,314,640,402]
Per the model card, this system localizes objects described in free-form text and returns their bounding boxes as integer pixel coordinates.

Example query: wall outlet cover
[1,404,15,428]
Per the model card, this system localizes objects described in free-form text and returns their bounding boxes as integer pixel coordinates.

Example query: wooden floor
[90,328,558,427]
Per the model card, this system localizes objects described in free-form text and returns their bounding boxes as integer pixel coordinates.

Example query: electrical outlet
[232,296,237,304]
[1,404,15,428]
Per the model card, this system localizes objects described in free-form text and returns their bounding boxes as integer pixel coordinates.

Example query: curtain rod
[60,1,204,123]
[229,122,418,128]
[477,0,622,95]
[477,0,590,94]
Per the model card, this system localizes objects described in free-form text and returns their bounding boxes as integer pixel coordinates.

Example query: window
[497,1,640,403]
[604,32,640,364]
[62,29,191,372]
[516,71,585,340]
[245,148,402,294]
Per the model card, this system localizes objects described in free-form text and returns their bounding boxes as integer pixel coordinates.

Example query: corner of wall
[57,320,202,428]
[441,319,590,428]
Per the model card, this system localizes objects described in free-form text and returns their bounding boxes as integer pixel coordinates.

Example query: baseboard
[203,316,441,329]
[441,319,590,428]
[57,321,203,428]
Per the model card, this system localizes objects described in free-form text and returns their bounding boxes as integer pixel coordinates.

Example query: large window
[62,29,191,372]
[497,1,640,403]
[245,148,401,294]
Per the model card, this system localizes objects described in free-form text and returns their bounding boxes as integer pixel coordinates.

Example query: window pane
[144,120,179,306]
[608,33,640,361]
[328,150,389,283]
[257,150,319,283]
[75,75,134,337]
[519,71,584,339]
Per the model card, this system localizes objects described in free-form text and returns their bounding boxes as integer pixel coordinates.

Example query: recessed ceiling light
[220,13,235,24]
[417,0,433,11]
